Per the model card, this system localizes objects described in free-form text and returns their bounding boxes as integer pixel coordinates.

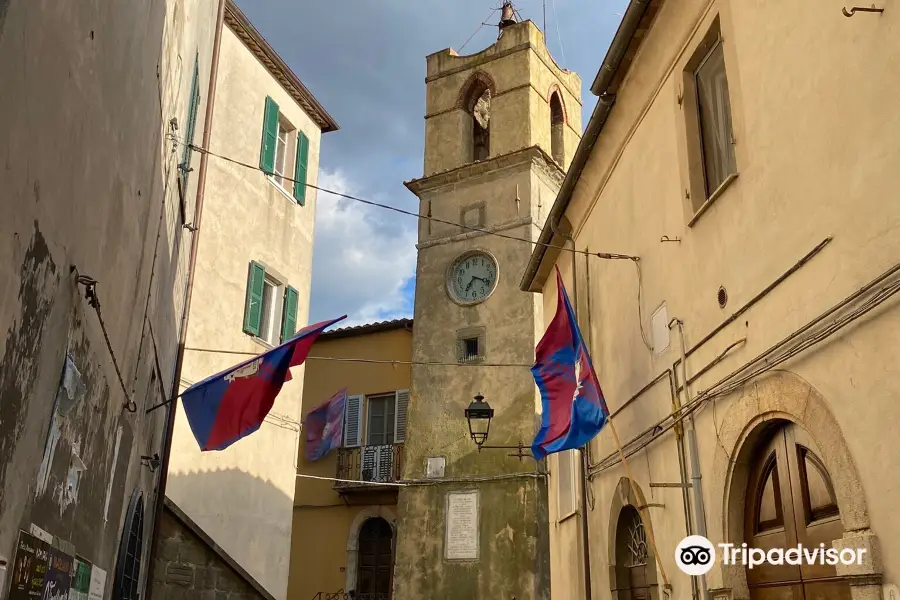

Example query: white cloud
[310,169,417,327]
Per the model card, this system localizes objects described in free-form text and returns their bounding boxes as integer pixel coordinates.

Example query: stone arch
[457,71,496,112]
[346,505,397,593]
[548,84,568,125]
[607,477,660,597]
[457,71,495,163]
[709,370,879,599]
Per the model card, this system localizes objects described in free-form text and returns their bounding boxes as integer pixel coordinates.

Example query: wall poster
[6,531,74,600]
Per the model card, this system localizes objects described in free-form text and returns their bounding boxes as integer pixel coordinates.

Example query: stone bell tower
[392,7,581,600]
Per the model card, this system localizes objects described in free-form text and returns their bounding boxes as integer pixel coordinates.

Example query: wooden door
[356,518,393,600]
[744,422,851,600]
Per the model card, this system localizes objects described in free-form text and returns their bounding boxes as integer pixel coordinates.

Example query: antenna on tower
[543,0,547,34]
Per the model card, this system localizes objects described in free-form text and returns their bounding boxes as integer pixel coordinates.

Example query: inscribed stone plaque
[444,490,479,560]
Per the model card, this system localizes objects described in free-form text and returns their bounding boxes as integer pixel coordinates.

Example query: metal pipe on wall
[673,318,710,600]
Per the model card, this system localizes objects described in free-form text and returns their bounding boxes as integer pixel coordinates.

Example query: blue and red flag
[181,315,346,451]
[531,267,609,460]
[303,388,347,461]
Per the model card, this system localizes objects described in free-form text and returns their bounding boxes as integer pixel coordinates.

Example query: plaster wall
[287,327,411,600]
[537,0,900,598]
[0,0,217,598]
[165,23,323,600]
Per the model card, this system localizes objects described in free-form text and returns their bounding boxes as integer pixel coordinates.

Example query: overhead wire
[166,135,637,262]
[588,265,900,475]
[550,0,567,68]
[184,346,533,368]
[459,6,500,53]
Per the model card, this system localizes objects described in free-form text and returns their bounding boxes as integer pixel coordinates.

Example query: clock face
[448,252,498,304]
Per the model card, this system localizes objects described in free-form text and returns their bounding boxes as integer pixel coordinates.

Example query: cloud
[309,169,417,326]
[234,0,629,328]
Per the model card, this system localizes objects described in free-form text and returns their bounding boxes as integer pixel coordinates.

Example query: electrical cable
[459,7,499,53]
[183,346,534,368]
[587,269,900,475]
[550,0,567,68]
[167,135,638,262]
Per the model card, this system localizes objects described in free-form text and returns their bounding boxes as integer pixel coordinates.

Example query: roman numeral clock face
[448,252,498,304]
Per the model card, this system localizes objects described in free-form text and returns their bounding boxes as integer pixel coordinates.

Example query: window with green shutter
[293,131,310,205]
[243,262,266,336]
[260,96,280,173]
[281,286,299,342]
[180,55,201,193]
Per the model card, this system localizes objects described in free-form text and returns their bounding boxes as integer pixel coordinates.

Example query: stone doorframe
[607,477,662,600]
[708,371,883,600]
[345,506,397,593]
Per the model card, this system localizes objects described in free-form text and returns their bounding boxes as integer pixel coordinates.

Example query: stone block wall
[150,501,272,600]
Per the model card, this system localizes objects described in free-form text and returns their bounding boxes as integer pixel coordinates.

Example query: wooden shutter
[259,96,279,173]
[344,395,363,447]
[242,262,265,336]
[180,56,201,192]
[394,389,409,443]
[293,131,310,205]
[281,286,299,342]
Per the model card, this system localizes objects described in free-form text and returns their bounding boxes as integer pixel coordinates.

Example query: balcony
[335,444,404,494]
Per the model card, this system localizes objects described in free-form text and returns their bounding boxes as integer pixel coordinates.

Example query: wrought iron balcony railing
[335,443,403,488]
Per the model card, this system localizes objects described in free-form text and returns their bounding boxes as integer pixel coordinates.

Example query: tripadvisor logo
[675,536,867,576]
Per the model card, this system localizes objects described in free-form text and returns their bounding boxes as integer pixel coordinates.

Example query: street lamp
[465,394,493,447]
[464,394,532,460]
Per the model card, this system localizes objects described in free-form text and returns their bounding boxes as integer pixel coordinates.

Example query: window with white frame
[273,121,290,188]
[342,390,409,448]
[242,261,299,346]
[557,449,578,519]
[259,96,311,205]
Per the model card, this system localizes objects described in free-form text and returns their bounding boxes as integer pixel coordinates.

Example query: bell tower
[393,9,581,600]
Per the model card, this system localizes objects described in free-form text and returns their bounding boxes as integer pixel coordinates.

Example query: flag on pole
[181,316,346,451]
[531,267,609,460]
[303,388,347,461]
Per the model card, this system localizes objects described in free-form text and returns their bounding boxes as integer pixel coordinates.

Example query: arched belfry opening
[459,72,494,164]
[550,90,565,165]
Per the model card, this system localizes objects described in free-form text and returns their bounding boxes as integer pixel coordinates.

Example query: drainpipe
[145,0,226,595]
[671,318,710,600]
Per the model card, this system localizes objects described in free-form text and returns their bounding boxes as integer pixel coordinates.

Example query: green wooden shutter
[243,262,266,336]
[281,286,299,342]
[293,131,310,205]
[260,96,279,173]
[180,56,201,190]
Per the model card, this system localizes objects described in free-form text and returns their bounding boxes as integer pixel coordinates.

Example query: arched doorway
[355,517,393,600]
[613,505,653,600]
[743,420,851,599]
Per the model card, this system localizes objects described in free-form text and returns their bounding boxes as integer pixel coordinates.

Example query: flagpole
[606,416,671,588]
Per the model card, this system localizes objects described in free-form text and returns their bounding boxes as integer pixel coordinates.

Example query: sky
[235,0,628,327]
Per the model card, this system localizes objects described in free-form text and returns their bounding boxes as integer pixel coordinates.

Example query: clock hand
[465,276,475,291]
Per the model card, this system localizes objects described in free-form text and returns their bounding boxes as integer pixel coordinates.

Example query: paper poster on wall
[68,558,92,600]
[7,531,51,600]
[40,544,73,600]
[87,566,106,600]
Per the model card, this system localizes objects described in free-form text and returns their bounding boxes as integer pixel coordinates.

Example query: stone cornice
[404,146,565,197]
[224,0,339,132]
[417,216,534,250]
